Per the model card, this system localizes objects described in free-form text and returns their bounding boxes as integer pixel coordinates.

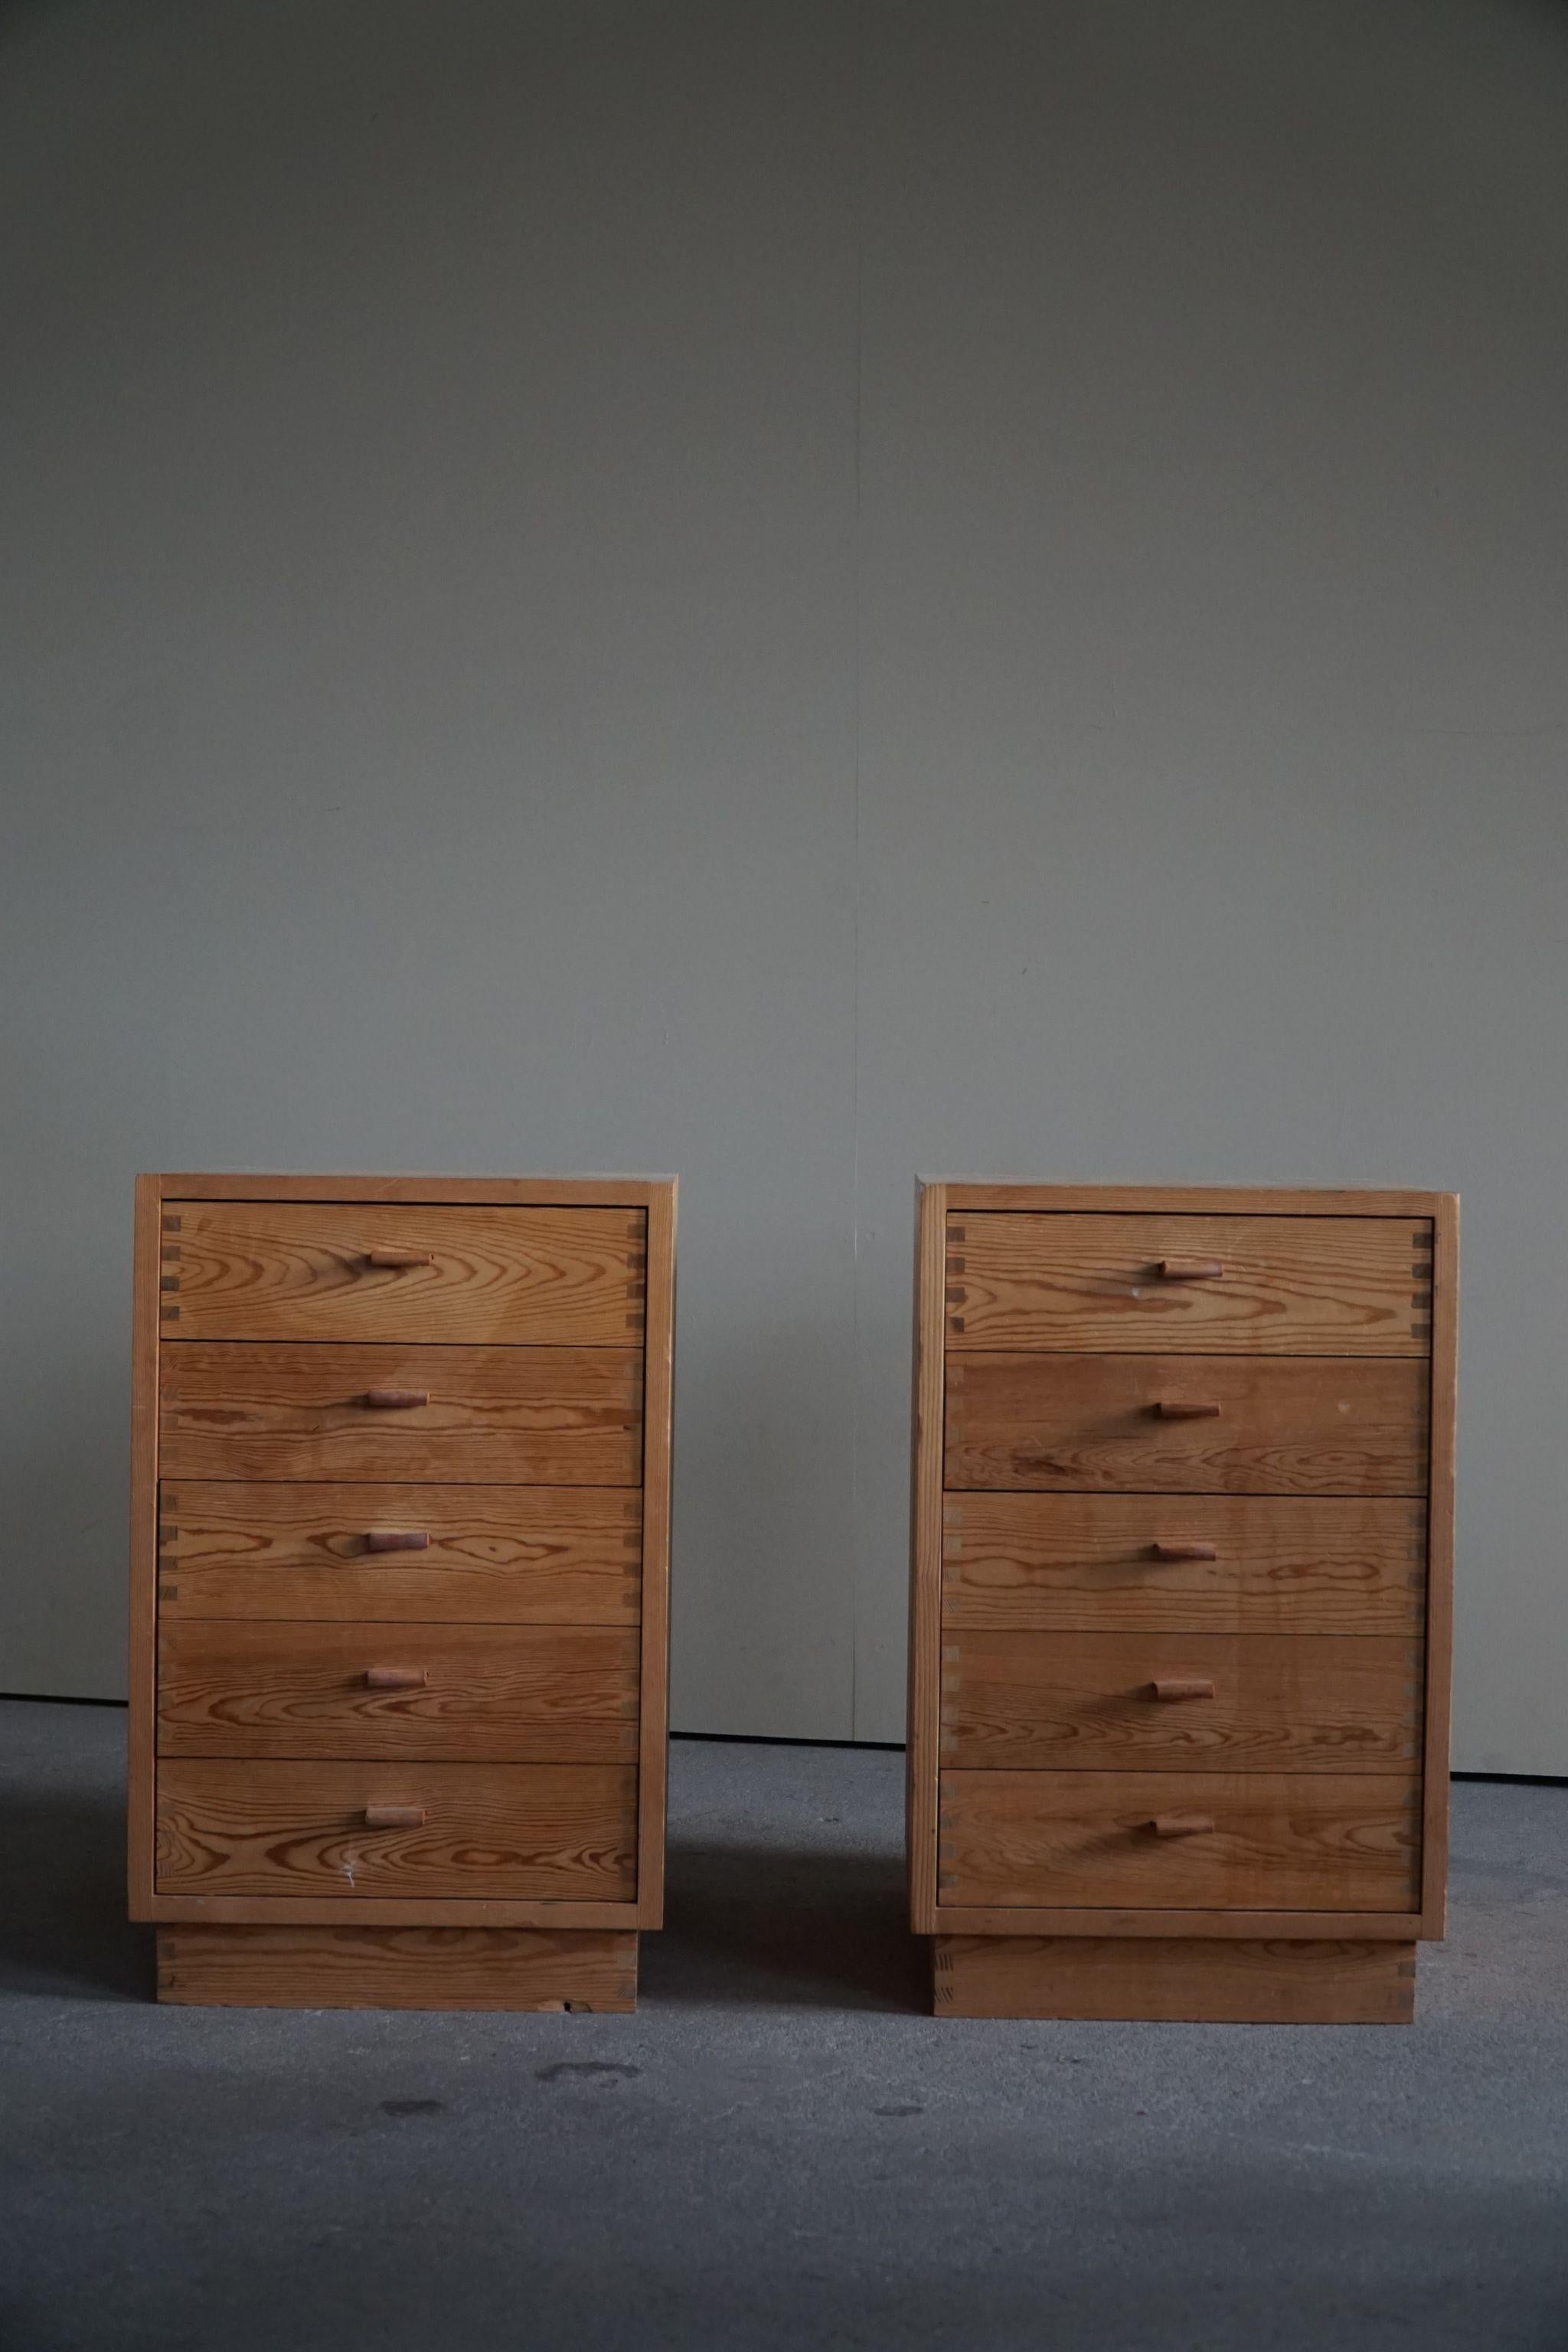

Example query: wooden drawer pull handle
[1148,1813,1215,1838]
[1150,1540,1218,1562]
[363,1529,431,1553]
[1151,1400,1222,1419]
[362,1387,429,1410]
[364,1667,429,1690]
[1155,1258,1223,1280]
[364,1249,434,1269]
[364,1805,426,1829]
[1148,1677,1217,1703]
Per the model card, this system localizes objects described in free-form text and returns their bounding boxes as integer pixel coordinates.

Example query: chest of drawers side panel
[128,1175,164,1918]
[1421,1194,1459,1936]
[908,1184,949,1933]
[633,1178,677,1929]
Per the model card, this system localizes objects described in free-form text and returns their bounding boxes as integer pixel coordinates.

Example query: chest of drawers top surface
[910,1183,1456,1971]
[129,1174,675,1945]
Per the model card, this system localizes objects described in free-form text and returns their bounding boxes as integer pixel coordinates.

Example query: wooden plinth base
[933,1936,1416,2024]
[156,1925,638,2012]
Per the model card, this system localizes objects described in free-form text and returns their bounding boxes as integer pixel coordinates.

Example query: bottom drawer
[939,1769,1419,1911]
[155,1759,635,1901]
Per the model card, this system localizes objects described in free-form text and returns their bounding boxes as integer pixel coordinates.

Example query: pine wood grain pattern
[128,1175,162,1919]
[1422,1194,1459,1935]
[946,1214,1431,1356]
[939,1184,1448,1218]
[157,1483,642,1623]
[941,1632,1420,1771]
[909,1183,1451,1978]
[160,1202,645,1345]
[633,1179,676,1929]
[945,1353,1429,1494]
[942,1493,1425,1634]
[938,1769,1420,1910]
[158,1344,642,1485]
[156,1622,639,1760]
[906,1182,948,1932]
[933,1935,1416,2021]
[156,1924,639,2010]
[132,1172,672,1974]
[155,1759,636,1900]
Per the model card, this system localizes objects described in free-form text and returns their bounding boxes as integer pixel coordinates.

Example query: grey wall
[3,0,1566,1769]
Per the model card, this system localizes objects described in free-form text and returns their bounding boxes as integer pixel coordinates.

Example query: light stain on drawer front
[945,1354,1428,1495]
[941,1632,1420,1772]
[157,1622,639,1762]
[938,1769,1420,1911]
[941,1494,1425,1635]
[159,1345,643,1485]
[158,1484,641,1624]
[155,1759,637,1900]
[946,1214,1432,1355]
[160,1203,645,1345]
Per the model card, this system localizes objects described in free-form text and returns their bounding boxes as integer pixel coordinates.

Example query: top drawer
[159,1203,645,1346]
[946,1214,1432,1356]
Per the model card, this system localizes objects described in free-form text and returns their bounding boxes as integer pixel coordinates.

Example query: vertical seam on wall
[849,0,866,1742]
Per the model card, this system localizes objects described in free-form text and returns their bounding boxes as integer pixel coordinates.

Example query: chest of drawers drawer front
[159,1345,644,1485]
[160,1203,646,1345]
[941,1632,1421,1772]
[939,1769,1420,1911]
[157,1484,642,1625]
[942,1494,1426,1635]
[155,1759,638,1900]
[945,1354,1428,1495]
[157,1622,639,1762]
[946,1214,1432,1356]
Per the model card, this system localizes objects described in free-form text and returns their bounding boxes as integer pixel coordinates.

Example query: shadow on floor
[645,1838,927,2013]
[0,1780,923,2015]
[0,1789,152,2003]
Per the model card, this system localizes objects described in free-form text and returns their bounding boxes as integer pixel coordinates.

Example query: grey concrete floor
[2,1700,1566,2351]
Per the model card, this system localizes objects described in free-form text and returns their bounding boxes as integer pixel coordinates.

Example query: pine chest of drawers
[129,1173,675,2011]
[908,1183,1456,2023]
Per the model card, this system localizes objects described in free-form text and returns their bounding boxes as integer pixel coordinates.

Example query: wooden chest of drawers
[908,1183,1456,2023]
[129,1174,675,2011]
